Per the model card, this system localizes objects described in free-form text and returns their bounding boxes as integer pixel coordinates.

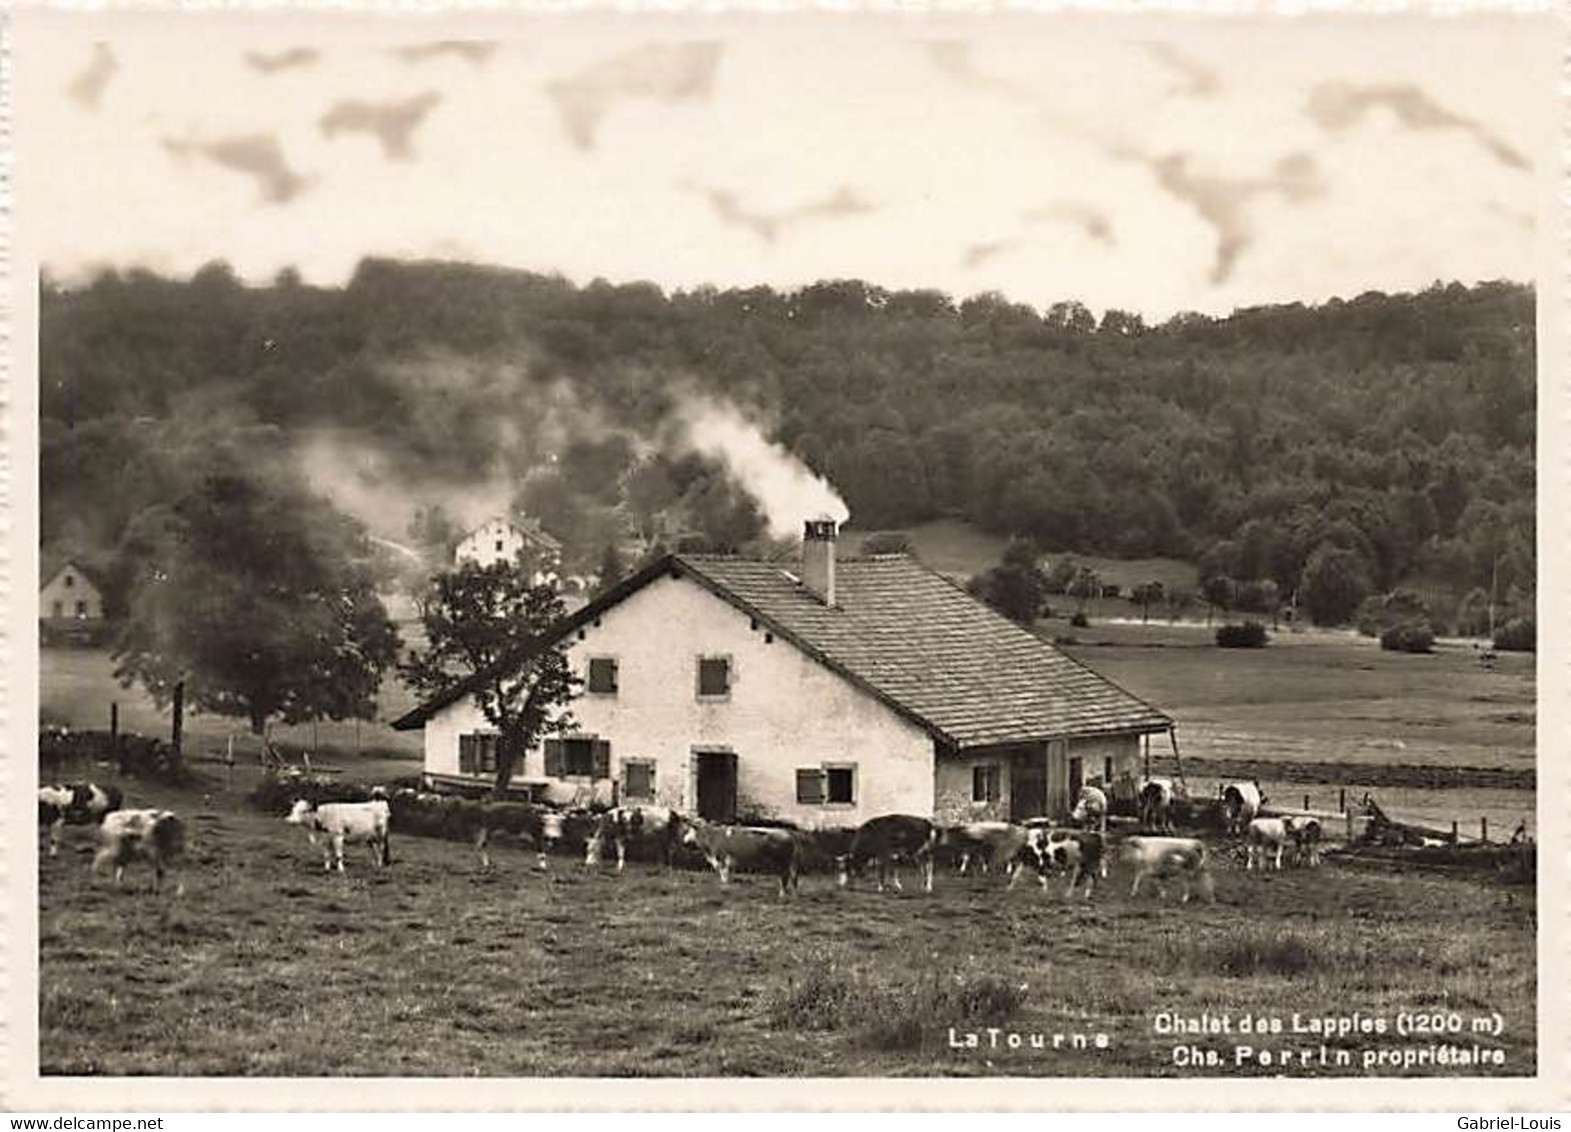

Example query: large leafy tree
[113,454,400,735]
[400,559,581,793]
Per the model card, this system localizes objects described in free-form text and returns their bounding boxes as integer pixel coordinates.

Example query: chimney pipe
[802,518,838,606]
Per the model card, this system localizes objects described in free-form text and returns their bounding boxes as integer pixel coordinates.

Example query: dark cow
[38,782,123,857]
[1138,778,1175,833]
[836,815,936,893]
[1122,835,1214,903]
[681,821,799,897]
[585,805,684,871]
[1284,815,1323,868]
[94,809,186,892]
[1220,781,1264,836]
[1027,828,1105,898]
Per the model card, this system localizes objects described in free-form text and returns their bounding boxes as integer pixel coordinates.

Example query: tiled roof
[677,554,1171,748]
[395,552,1171,749]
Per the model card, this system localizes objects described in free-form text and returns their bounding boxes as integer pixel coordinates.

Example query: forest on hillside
[41,260,1535,628]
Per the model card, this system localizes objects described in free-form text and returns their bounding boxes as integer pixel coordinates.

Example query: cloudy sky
[17,11,1554,319]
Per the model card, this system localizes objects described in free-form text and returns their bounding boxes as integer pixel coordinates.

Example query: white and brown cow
[1284,816,1323,868]
[936,821,1030,877]
[1245,817,1290,871]
[1138,778,1176,833]
[286,798,392,872]
[38,781,123,857]
[1220,781,1264,836]
[681,821,799,897]
[94,809,186,892]
[837,815,937,893]
[1070,784,1109,834]
[1027,827,1105,898]
[1122,835,1214,903]
[585,805,684,872]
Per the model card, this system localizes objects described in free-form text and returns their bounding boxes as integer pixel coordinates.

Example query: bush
[1494,617,1535,652]
[1380,619,1435,653]
[1356,589,1432,637]
[247,769,380,815]
[860,531,913,555]
[1215,621,1268,648]
[38,727,193,784]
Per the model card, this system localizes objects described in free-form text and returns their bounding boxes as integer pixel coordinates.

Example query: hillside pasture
[37,770,1535,1078]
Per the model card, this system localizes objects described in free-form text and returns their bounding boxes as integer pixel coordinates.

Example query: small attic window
[64,574,74,589]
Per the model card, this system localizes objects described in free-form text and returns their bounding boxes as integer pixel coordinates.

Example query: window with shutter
[479,735,499,774]
[623,760,655,800]
[796,768,826,804]
[459,734,477,774]
[587,657,619,694]
[561,738,596,776]
[825,765,856,805]
[591,739,611,780]
[973,765,1001,803]
[543,738,564,777]
[697,656,731,698]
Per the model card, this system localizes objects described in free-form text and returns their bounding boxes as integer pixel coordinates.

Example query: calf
[94,809,185,892]
[1139,778,1175,833]
[1122,835,1214,903]
[1070,785,1109,834]
[1027,828,1105,898]
[935,821,1030,877]
[1245,817,1290,871]
[38,782,123,857]
[585,805,684,872]
[1284,816,1322,868]
[836,815,936,893]
[286,799,392,872]
[681,821,799,897]
[1220,781,1264,836]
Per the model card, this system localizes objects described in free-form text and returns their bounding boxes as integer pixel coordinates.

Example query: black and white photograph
[9,4,1561,1104]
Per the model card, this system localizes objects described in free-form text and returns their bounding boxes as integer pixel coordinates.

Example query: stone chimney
[801,518,838,606]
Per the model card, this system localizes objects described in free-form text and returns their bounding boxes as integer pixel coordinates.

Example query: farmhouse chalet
[454,515,563,578]
[40,558,104,623]
[395,521,1174,826]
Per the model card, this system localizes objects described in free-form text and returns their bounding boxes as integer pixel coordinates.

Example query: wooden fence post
[1481,816,1489,843]
[1339,787,1346,813]
[171,681,185,760]
[1303,793,1310,812]
[1451,819,1459,845]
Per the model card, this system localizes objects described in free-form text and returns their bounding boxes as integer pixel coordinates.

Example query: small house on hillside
[41,558,104,623]
[396,520,1173,824]
[454,515,563,584]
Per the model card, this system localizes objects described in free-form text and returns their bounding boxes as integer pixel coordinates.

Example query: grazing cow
[1122,835,1214,903]
[286,799,392,872]
[1220,781,1264,835]
[1245,817,1290,871]
[585,805,684,872]
[681,821,799,897]
[38,782,123,857]
[935,821,1030,876]
[1284,816,1322,868]
[94,809,185,892]
[1070,785,1109,834]
[836,815,936,893]
[1139,778,1175,833]
[1027,828,1105,898]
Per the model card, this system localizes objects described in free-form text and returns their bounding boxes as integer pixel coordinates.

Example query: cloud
[1307,82,1529,171]
[1137,42,1220,98]
[243,47,320,75]
[67,43,116,110]
[546,41,723,150]
[393,41,499,66]
[162,134,312,205]
[691,184,874,243]
[1129,150,1324,285]
[960,240,1018,270]
[320,91,443,161]
[1024,200,1115,246]
[923,40,1035,102]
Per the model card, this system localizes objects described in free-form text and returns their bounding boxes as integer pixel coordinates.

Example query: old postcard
[3,1,1564,1111]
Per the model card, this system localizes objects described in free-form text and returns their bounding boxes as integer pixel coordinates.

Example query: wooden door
[695,751,738,822]
[1010,749,1047,821]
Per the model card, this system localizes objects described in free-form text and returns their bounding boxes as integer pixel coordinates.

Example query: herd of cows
[38,773,1327,903]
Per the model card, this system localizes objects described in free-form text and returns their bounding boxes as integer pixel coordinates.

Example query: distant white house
[398,520,1174,823]
[41,559,104,623]
[453,516,563,585]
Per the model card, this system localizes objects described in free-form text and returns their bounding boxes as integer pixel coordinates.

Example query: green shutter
[459,734,477,774]
[543,738,563,778]
[796,768,825,804]
[592,739,611,780]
